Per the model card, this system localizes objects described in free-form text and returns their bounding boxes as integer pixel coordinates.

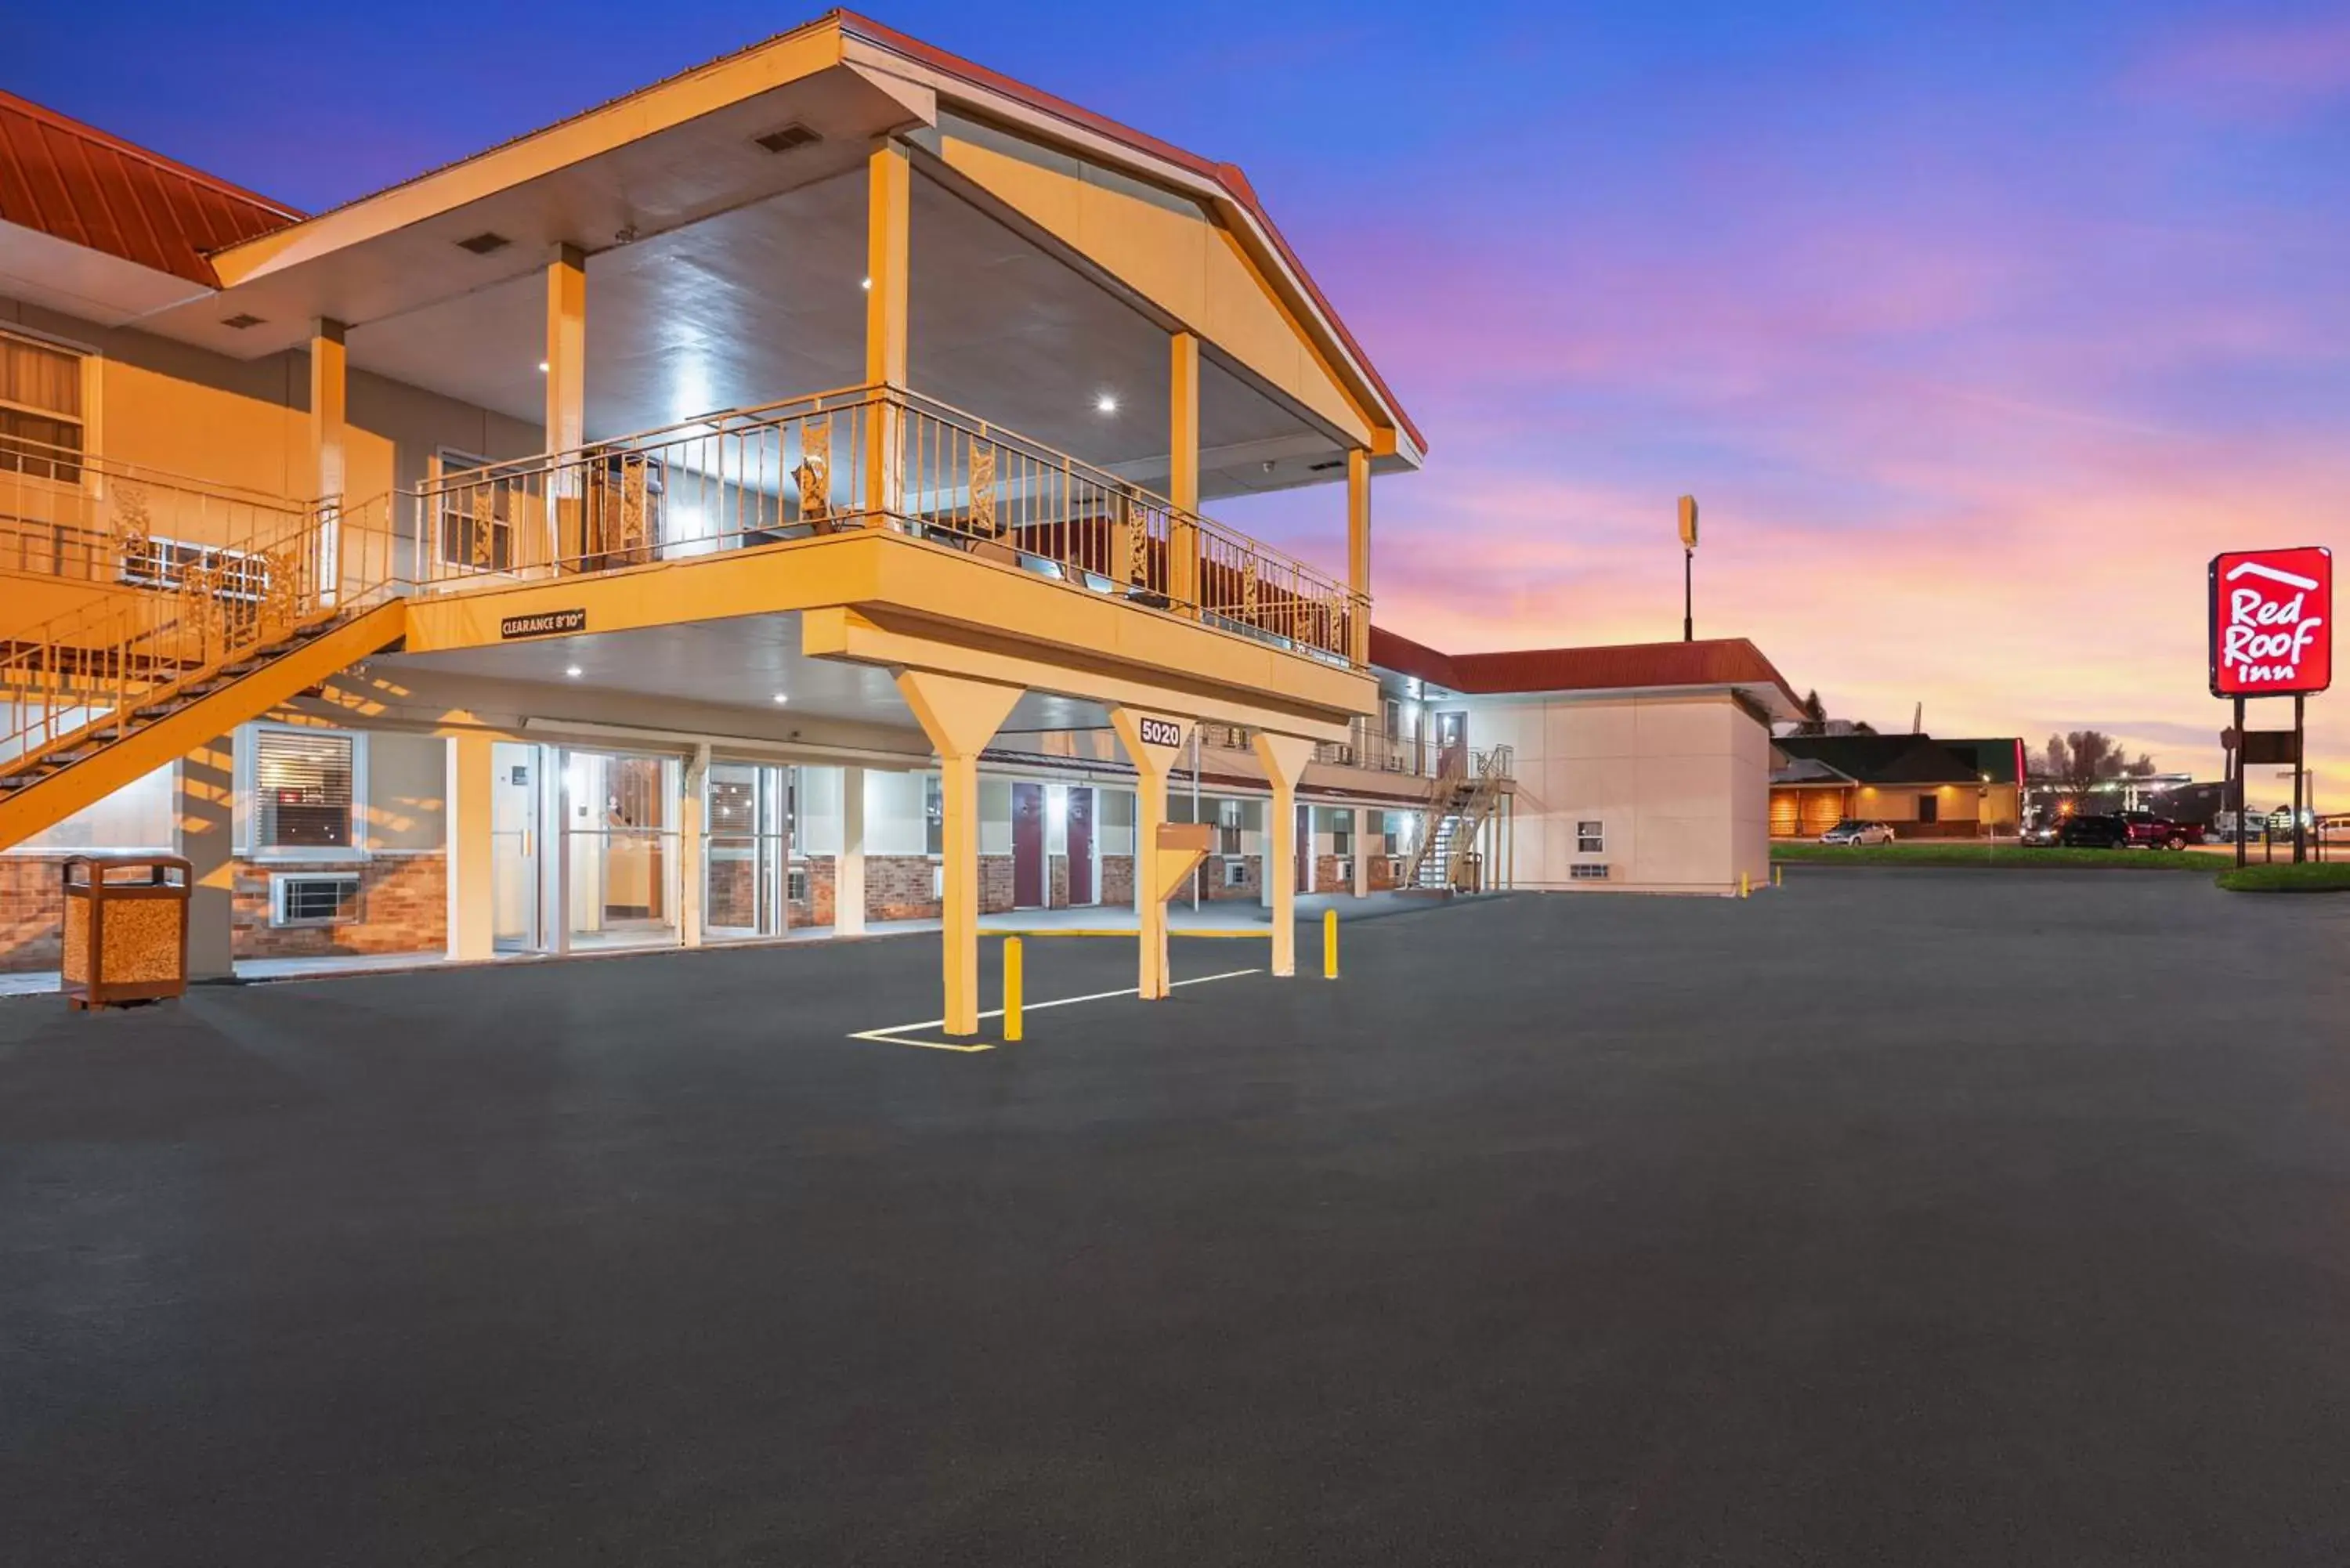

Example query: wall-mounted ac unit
[1222,858,1249,888]
[271,872,361,927]
[1569,863,1611,882]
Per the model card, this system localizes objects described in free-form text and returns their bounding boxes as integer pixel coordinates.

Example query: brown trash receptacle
[60,854,193,1010]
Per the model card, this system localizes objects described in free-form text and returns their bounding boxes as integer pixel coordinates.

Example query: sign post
[2210,547,2331,865]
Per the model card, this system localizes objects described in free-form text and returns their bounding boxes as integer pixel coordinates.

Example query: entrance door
[491,742,540,952]
[1436,710,1467,776]
[1012,782,1047,908]
[1067,788,1094,905]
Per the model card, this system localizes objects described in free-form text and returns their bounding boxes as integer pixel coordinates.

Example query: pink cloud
[2128,17,2350,117]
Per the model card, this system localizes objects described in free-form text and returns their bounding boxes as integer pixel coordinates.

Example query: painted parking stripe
[848,966,1264,1053]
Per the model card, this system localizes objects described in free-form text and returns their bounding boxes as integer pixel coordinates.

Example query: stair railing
[1437,744,1513,891]
[0,493,403,774]
[1397,745,1470,890]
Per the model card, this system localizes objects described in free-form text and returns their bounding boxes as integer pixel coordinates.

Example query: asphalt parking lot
[5,870,2350,1566]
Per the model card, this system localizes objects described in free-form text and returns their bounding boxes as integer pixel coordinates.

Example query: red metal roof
[1372,626,1802,710]
[0,90,300,287]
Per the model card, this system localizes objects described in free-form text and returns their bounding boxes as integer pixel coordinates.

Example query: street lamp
[1980,772,1992,863]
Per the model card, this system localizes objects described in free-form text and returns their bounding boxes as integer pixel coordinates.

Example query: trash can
[60,854,193,1010]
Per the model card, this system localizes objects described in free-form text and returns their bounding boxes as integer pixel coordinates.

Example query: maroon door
[1012,782,1046,908]
[1067,788,1094,905]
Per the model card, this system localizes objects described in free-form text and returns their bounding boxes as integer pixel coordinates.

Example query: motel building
[0,13,1796,1034]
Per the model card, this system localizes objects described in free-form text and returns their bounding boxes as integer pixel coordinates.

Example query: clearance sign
[2209,546,2331,698]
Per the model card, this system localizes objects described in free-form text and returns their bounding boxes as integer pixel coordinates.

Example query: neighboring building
[1772,734,2025,838]
[1370,630,1799,894]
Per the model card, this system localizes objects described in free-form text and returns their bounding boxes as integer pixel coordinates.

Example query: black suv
[2056,814,2129,848]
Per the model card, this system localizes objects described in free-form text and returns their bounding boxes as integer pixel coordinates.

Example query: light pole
[1677,495,1699,641]
[1980,773,1993,863]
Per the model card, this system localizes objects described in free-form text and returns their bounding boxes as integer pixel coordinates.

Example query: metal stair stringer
[0,599,407,850]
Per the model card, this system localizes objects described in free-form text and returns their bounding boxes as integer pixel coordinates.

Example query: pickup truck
[2117,811,2192,850]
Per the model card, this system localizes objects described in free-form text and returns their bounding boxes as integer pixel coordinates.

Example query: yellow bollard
[1323,908,1340,980]
[1740,871,1750,898]
[1773,862,1784,888]
[1003,936,1022,1042]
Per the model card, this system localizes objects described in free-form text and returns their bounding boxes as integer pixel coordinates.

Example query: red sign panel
[2210,546,2332,698]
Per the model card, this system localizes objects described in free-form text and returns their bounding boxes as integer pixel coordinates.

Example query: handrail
[0,494,404,771]
[401,383,1365,666]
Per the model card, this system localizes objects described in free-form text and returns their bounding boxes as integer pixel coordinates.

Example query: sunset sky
[15,1,2348,801]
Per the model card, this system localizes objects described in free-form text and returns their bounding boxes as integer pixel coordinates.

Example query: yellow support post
[1003,937,1022,1043]
[1323,908,1339,979]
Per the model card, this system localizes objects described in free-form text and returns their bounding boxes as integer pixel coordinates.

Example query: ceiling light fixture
[860,276,873,291]
[537,361,550,373]
[772,693,790,704]
[565,665,584,678]
[1096,393,1119,415]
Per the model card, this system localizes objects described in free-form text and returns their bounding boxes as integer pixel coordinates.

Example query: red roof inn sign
[2209,547,2331,698]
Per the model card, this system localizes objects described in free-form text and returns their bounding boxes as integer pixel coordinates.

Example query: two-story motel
[0,13,1794,1035]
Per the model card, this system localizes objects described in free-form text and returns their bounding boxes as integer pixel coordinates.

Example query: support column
[446,732,494,963]
[679,743,709,948]
[837,766,866,937]
[895,672,1023,1035]
[544,244,587,568]
[1253,733,1316,977]
[1354,807,1372,898]
[179,735,235,981]
[1110,707,1188,999]
[1347,446,1372,666]
[865,142,910,529]
[309,319,347,605]
[1169,331,1201,617]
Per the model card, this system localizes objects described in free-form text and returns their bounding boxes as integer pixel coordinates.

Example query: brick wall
[1192,854,1262,901]
[1,856,67,971]
[1368,854,1397,892]
[707,856,758,930]
[794,857,834,927]
[866,854,941,922]
[1047,854,1069,909]
[1101,854,1135,907]
[980,854,1014,915]
[1312,854,1350,894]
[233,854,446,959]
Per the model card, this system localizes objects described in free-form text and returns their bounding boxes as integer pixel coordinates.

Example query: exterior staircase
[0,497,405,849]
[1399,743,1512,892]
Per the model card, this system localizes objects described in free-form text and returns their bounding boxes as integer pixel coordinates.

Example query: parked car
[1820,819,1896,846]
[2021,822,2063,847]
[2056,814,2130,848]
[2117,811,2191,850]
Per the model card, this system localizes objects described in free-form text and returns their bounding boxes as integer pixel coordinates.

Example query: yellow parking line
[848,966,1264,1053]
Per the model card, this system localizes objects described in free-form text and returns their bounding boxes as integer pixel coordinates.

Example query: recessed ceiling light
[565,665,583,678]
[455,231,512,255]
[538,361,550,373]
[860,276,873,291]
[772,692,789,704]
[1096,394,1119,415]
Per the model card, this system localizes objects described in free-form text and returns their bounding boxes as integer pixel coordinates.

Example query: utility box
[60,854,193,1010]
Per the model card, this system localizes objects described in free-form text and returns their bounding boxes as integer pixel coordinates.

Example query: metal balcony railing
[0,435,313,585]
[403,384,1367,667]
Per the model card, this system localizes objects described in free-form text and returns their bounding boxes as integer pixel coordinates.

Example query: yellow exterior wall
[935,121,1375,448]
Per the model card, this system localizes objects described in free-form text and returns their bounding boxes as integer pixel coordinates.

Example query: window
[0,329,84,482]
[924,774,944,856]
[1576,819,1605,854]
[254,728,356,850]
[1331,810,1354,857]
[1216,799,1244,857]
[1918,793,1940,824]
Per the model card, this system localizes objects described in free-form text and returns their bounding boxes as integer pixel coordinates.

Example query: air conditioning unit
[1569,863,1611,882]
[1222,858,1249,888]
[271,872,361,927]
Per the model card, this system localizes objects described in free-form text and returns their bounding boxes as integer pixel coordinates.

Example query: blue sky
[13,2,2350,790]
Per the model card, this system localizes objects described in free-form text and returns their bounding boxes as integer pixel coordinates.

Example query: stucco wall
[1460,692,1769,895]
